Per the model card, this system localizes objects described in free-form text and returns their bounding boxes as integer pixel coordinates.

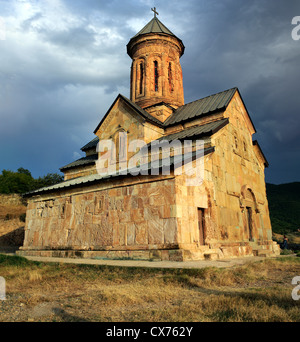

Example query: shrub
[0,254,39,266]
[280,249,294,255]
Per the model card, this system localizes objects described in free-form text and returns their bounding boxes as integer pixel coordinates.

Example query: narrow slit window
[154,61,158,92]
[168,62,174,92]
[139,63,144,95]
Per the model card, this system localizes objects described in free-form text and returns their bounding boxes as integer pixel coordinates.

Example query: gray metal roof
[127,17,185,57]
[71,116,228,174]
[81,118,227,168]
[94,89,236,135]
[60,154,98,171]
[24,147,215,198]
[132,17,176,39]
[23,173,104,198]
[81,137,99,151]
[159,118,229,142]
[164,88,237,126]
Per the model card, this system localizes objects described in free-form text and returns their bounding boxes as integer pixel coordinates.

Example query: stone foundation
[17,239,280,262]
[17,248,186,262]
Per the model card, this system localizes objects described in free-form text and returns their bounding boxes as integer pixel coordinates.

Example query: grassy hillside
[266,182,300,234]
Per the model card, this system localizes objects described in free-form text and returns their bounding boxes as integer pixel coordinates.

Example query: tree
[17,168,32,177]
[34,173,64,189]
[0,168,64,194]
[0,169,34,194]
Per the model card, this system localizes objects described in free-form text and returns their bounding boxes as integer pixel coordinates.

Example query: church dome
[127,12,185,112]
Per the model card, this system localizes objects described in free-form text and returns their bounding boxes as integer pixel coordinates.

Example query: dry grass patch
[0,255,300,322]
[0,204,26,221]
[0,202,26,251]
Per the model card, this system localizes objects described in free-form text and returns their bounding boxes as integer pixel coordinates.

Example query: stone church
[19,12,280,261]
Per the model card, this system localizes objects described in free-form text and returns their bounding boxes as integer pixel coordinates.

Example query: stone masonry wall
[202,93,278,257]
[21,176,179,257]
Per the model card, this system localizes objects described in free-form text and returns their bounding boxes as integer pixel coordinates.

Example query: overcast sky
[0,0,299,184]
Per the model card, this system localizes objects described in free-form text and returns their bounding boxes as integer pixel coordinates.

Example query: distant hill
[266,182,300,234]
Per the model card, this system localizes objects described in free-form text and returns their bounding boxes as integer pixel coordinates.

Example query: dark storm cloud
[0,0,299,183]
[40,26,97,50]
[173,0,300,184]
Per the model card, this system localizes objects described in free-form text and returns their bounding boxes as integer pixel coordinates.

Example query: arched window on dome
[168,62,174,93]
[139,62,144,95]
[154,61,159,92]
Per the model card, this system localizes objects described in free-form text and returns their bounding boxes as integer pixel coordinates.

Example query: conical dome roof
[127,16,185,57]
[132,17,177,38]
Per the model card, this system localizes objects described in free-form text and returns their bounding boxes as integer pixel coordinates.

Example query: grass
[0,255,300,322]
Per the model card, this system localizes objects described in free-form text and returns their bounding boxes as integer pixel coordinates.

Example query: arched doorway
[245,189,255,241]
[240,186,259,242]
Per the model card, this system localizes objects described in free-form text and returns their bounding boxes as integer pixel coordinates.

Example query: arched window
[168,62,174,93]
[154,61,159,92]
[139,62,144,95]
[243,139,248,159]
[111,129,127,163]
[234,135,238,150]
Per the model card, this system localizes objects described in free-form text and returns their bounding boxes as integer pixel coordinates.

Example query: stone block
[168,249,184,262]
[127,223,136,246]
[148,216,164,245]
[130,208,144,223]
[163,218,177,244]
[135,221,148,245]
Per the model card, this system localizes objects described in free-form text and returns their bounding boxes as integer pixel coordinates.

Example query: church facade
[19,14,280,261]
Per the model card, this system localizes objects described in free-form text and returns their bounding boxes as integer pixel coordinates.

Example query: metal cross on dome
[151,7,159,17]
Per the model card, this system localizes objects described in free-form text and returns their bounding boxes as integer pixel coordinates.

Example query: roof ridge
[162,118,229,139]
[94,93,164,133]
[60,153,98,171]
[154,17,175,35]
[81,136,99,151]
[181,87,237,108]
[117,94,164,127]
[150,17,156,32]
